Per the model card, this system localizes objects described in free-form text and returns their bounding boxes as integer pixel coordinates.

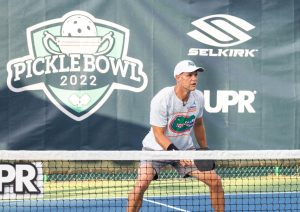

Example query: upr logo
[187,14,258,57]
[7,11,148,121]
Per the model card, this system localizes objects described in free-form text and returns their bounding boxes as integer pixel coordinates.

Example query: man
[127,60,225,212]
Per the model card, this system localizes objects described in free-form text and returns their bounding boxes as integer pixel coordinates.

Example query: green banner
[0,0,299,150]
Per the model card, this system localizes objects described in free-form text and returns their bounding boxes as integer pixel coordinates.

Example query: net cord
[0,150,299,161]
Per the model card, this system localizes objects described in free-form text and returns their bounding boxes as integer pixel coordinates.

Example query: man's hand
[179,160,193,167]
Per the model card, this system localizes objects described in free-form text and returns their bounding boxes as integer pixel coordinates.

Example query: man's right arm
[152,125,192,166]
[152,125,173,150]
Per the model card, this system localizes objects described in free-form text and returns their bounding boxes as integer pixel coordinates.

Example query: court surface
[1,192,299,212]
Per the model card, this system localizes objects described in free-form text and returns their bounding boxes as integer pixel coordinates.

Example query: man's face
[176,71,199,91]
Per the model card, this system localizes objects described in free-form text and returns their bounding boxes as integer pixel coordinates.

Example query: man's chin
[189,86,197,91]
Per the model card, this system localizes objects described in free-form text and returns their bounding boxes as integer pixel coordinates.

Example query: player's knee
[135,177,153,193]
[139,181,151,192]
[210,175,223,189]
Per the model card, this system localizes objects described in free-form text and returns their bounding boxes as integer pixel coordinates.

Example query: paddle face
[193,159,215,171]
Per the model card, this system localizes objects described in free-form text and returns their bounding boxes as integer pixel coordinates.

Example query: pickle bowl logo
[7,11,148,121]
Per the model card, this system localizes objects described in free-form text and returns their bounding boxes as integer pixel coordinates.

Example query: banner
[0,0,299,150]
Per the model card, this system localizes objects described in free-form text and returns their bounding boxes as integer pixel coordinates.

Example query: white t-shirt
[142,86,204,150]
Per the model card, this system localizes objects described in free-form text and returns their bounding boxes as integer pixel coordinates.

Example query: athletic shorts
[141,147,198,180]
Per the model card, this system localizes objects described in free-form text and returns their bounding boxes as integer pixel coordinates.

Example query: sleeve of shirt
[149,91,168,127]
[196,90,205,118]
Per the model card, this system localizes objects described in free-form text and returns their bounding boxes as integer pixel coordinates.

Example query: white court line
[143,198,190,212]
[144,191,300,199]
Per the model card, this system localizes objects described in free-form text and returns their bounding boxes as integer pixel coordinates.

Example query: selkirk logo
[187,14,255,47]
[7,11,148,121]
[187,14,258,57]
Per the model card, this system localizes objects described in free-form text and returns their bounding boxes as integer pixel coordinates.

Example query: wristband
[167,143,178,151]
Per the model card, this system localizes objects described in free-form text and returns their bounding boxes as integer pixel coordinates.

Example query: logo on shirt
[187,101,197,112]
[170,115,196,133]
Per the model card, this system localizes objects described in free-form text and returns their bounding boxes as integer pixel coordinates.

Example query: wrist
[167,143,178,151]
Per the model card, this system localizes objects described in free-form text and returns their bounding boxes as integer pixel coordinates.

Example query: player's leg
[189,170,224,212]
[127,162,156,212]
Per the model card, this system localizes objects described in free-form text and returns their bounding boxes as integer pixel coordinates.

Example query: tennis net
[0,150,299,211]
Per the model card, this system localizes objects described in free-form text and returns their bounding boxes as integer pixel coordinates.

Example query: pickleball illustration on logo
[7,11,148,121]
[43,14,114,55]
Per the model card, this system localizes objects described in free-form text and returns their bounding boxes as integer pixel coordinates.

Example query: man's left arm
[193,117,216,171]
[193,117,208,149]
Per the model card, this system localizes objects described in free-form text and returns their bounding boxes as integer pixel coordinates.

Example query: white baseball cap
[173,60,205,78]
